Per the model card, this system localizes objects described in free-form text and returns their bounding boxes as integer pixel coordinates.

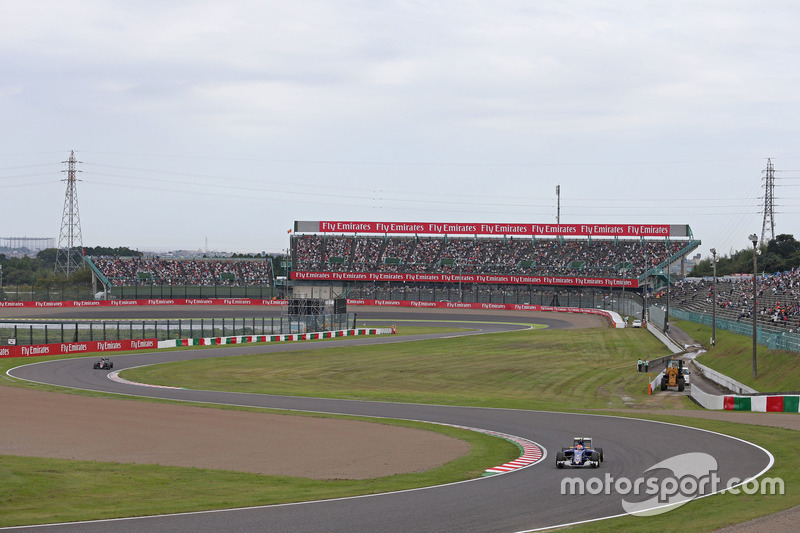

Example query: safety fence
[0,314,356,347]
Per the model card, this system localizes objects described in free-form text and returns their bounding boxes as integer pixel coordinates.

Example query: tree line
[689,234,800,277]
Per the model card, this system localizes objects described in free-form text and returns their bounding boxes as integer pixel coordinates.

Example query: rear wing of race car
[572,436,593,447]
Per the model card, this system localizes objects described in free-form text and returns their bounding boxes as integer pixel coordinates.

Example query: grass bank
[677,319,800,392]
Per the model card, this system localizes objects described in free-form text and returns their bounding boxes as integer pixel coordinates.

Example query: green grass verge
[122,326,671,410]
[676,319,800,392]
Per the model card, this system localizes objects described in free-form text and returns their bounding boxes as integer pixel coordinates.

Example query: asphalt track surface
[6,308,774,533]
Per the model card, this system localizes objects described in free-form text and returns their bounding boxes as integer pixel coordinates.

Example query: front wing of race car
[555,450,600,468]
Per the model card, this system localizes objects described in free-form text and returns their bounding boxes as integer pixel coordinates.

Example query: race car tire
[556,451,565,468]
[595,447,604,462]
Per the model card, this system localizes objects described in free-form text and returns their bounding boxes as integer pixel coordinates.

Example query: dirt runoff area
[0,386,468,480]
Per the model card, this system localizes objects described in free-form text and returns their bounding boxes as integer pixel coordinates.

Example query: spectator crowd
[293,234,693,279]
[91,257,274,286]
[673,268,800,331]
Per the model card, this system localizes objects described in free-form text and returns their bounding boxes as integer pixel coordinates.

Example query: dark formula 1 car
[555,436,604,468]
[93,357,113,370]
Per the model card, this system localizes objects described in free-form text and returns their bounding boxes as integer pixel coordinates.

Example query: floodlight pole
[749,234,758,378]
[710,248,716,347]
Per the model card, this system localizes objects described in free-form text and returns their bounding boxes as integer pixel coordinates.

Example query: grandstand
[85,256,279,299]
[290,220,700,300]
[672,271,800,337]
[82,221,700,304]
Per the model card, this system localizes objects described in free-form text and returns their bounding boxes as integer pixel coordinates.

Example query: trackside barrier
[649,372,664,394]
[689,384,726,410]
[160,328,395,349]
[691,359,758,395]
[0,299,286,309]
[644,322,684,354]
[723,395,800,412]
[690,388,800,412]
[0,339,158,358]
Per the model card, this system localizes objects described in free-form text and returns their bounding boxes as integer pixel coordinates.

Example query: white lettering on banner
[132,339,155,349]
[411,301,437,307]
[295,272,330,279]
[376,223,425,233]
[35,301,63,307]
[293,271,634,288]
[480,224,528,234]
[533,225,578,235]
[74,301,100,306]
[0,348,9,356]
[442,223,477,233]
[0,302,24,307]
[60,343,88,353]
[321,221,373,232]
[375,300,400,306]
[187,299,213,305]
[147,299,175,305]
[111,300,138,306]
[98,342,122,351]
[21,346,50,356]
[628,224,669,235]
[307,221,675,237]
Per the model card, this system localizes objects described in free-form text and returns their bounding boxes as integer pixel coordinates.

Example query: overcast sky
[2,1,799,259]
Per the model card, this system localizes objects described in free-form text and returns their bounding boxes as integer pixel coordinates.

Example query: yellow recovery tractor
[660,359,686,392]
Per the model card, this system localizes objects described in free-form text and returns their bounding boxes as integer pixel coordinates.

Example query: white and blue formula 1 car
[555,437,604,468]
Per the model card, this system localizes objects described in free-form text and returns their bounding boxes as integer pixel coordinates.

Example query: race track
[5,308,773,532]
